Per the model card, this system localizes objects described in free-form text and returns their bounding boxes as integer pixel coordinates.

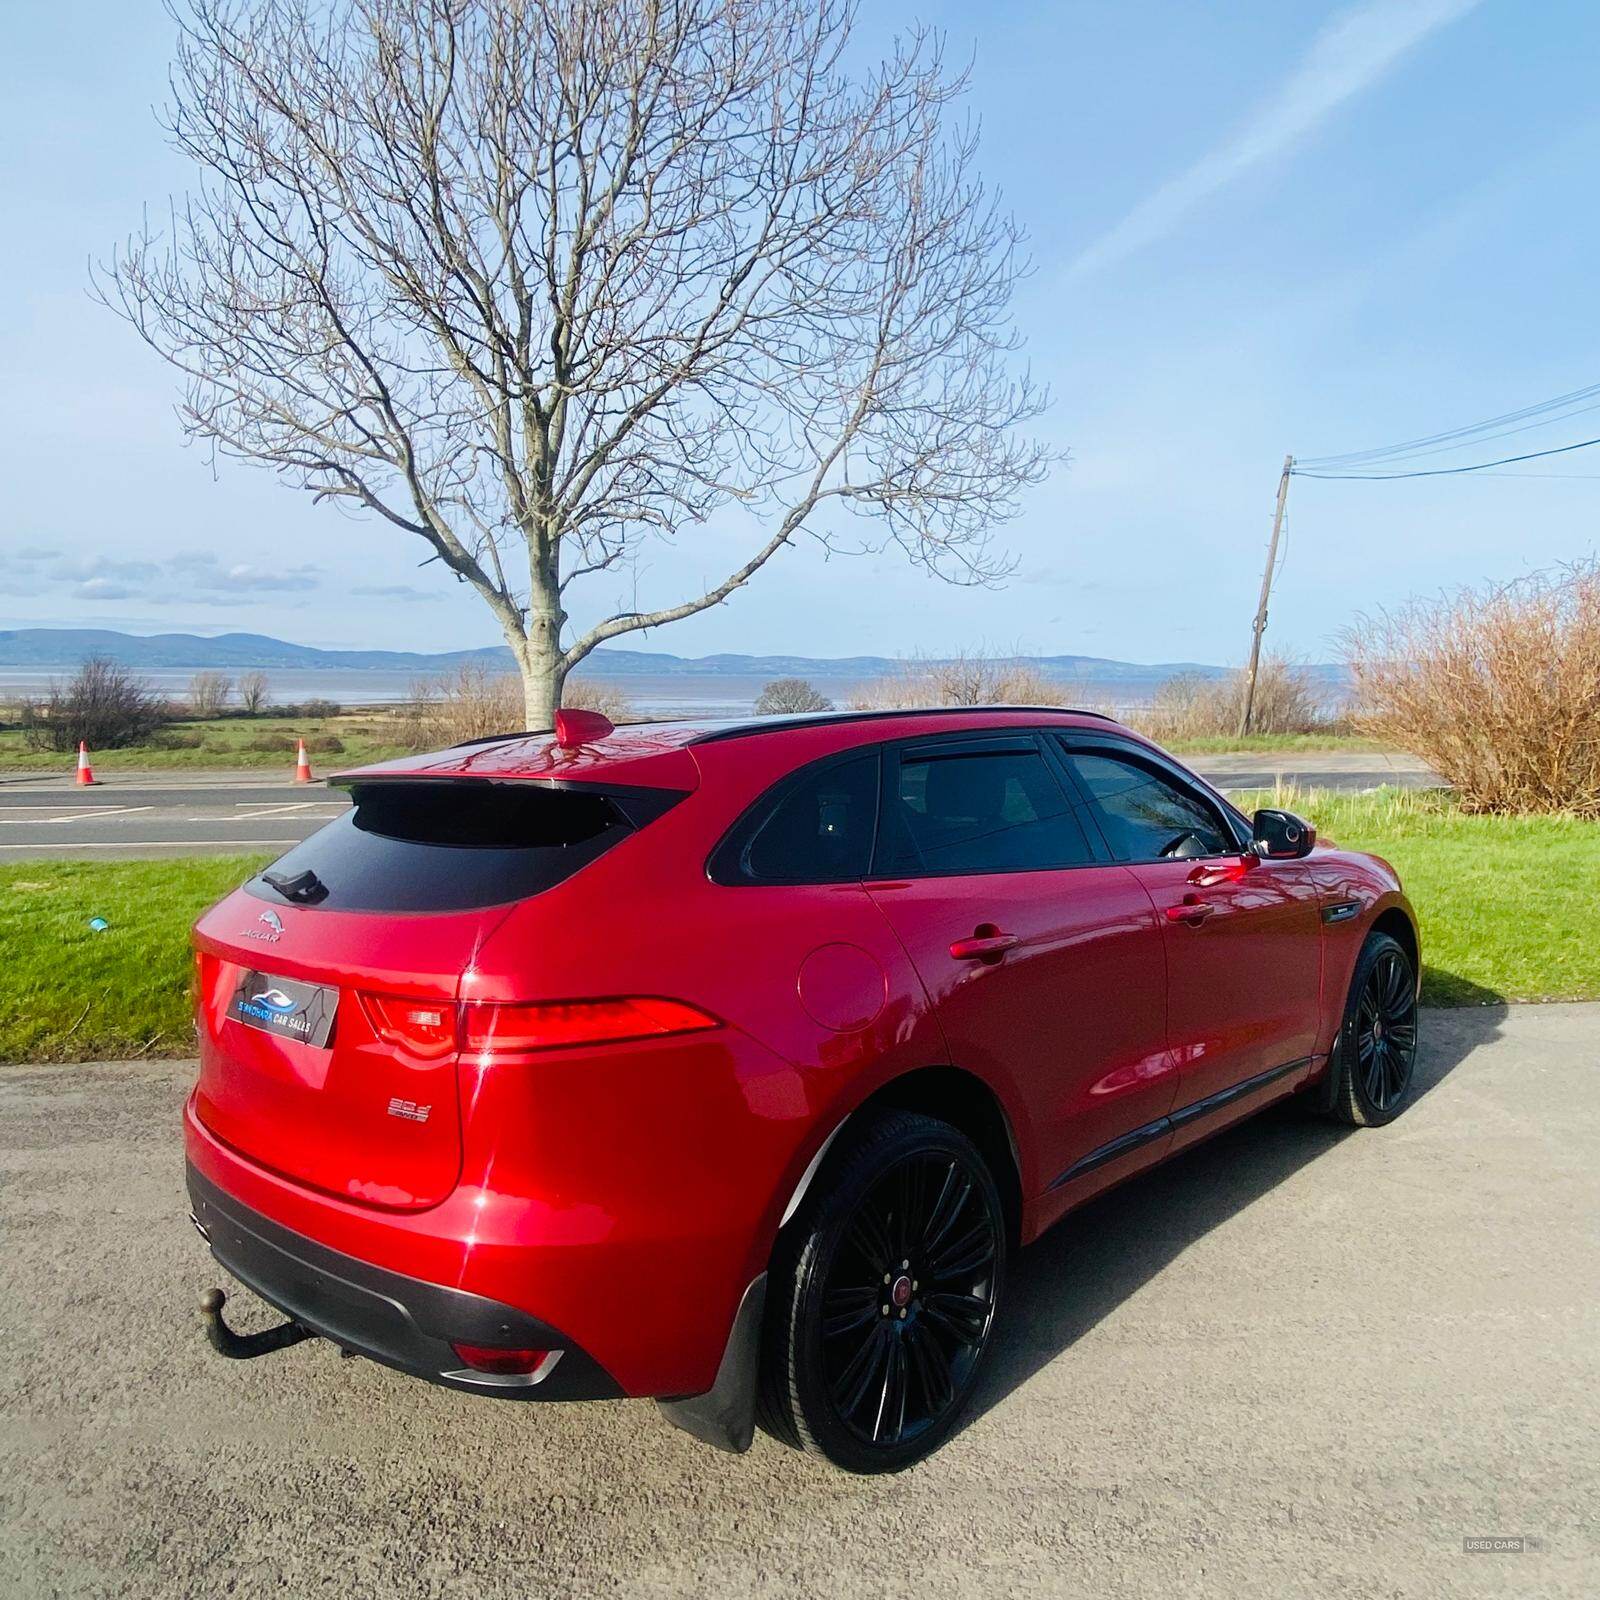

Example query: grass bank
[2,789,1595,1063]
[1158,731,1379,756]
[1236,786,1600,1006]
[0,855,270,1063]
[0,712,410,771]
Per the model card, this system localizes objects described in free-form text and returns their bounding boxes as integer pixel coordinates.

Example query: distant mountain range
[0,627,1284,683]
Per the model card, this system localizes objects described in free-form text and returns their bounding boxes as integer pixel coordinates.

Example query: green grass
[0,855,270,1063]
[1158,731,1380,755]
[0,713,409,770]
[2,789,1595,1062]
[1234,786,1600,1006]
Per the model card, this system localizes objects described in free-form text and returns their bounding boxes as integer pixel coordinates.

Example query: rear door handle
[1165,898,1216,926]
[950,932,1021,962]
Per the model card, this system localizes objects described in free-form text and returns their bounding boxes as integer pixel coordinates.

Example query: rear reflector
[461,996,717,1054]
[450,1342,552,1376]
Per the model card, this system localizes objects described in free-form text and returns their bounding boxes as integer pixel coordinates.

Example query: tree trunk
[506,629,563,732]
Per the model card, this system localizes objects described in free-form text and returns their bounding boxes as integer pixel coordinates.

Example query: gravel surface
[1,1005,1594,1598]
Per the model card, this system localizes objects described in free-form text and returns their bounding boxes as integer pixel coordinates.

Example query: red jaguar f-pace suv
[187,705,1419,1472]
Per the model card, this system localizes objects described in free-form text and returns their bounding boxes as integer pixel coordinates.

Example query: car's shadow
[966,989,1507,1426]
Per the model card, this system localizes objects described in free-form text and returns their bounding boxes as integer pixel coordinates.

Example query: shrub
[562,679,635,722]
[848,651,1071,710]
[22,657,168,751]
[754,677,833,715]
[237,671,271,714]
[148,728,206,750]
[242,733,296,753]
[304,734,345,754]
[1343,561,1600,815]
[187,671,233,717]
[398,666,522,748]
[1133,656,1327,742]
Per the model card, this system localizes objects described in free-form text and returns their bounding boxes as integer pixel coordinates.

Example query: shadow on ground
[967,995,1508,1427]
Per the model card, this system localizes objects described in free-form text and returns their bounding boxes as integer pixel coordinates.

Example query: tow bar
[199,1287,316,1361]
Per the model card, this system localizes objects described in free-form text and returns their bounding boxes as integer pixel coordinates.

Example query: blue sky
[3,0,1597,665]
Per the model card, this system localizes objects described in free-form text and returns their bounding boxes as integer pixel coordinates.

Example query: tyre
[757,1109,1006,1473]
[1324,931,1420,1127]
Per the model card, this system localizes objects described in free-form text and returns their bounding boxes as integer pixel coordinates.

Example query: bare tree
[237,670,271,713]
[23,658,168,751]
[101,0,1053,729]
[754,677,832,715]
[188,670,234,717]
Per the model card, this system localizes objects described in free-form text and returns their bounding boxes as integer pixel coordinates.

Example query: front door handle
[1165,897,1216,926]
[950,930,1021,963]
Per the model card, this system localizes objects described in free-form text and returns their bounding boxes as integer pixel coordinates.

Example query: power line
[1297,379,1600,469]
[1292,433,1600,480]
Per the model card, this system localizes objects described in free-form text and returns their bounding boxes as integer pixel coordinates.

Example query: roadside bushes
[1344,561,1600,815]
[562,678,635,723]
[400,667,634,748]
[755,677,833,714]
[848,650,1072,710]
[21,657,167,751]
[1133,655,1330,742]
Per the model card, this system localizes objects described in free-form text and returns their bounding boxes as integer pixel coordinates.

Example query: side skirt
[1048,1057,1314,1191]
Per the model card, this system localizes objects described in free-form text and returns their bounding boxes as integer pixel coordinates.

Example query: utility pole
[1237,454,1293,739]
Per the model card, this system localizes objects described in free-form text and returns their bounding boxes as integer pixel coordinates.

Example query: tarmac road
[0,750,1439,860]
[0,1004,1594,1599]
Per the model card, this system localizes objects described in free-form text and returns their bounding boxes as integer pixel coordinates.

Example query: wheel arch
[776,1065,1024,1249]
[1370,903,1420,988]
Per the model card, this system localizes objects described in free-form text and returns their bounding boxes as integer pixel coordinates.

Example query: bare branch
[100,0,1058,725]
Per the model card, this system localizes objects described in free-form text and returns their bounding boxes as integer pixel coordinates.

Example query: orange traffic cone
[75,741,99,786]
[293,738,313,784]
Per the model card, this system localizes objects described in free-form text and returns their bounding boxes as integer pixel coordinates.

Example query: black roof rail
[686,705,1119,745]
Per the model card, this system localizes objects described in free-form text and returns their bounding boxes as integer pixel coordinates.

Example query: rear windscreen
[244,780,677,913]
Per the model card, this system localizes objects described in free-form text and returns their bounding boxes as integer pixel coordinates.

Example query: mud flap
[656,1273,767,1453]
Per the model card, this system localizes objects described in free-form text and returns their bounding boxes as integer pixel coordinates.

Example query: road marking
[0,806,157,826]
[0,839,295,851]
[232,802,342,818]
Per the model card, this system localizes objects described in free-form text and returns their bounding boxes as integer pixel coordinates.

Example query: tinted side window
[882,747,1095,874]
[729,753,879,883]
[1062,749,1233,859]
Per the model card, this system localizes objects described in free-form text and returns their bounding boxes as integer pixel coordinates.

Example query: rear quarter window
[710,752,879,884]
[246,780,678,913]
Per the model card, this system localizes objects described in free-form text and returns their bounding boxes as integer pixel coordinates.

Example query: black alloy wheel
[1355,944,1418,1113]
[1328,930,1420,1126]
[758,1110,1006,1472]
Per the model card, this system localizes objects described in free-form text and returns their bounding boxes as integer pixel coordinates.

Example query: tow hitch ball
[199,1287,315,1361]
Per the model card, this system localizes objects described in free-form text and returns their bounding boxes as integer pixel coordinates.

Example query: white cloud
[1068,0,1483,281]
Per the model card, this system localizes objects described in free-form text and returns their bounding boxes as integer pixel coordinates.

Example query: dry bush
[399,668,635,748]
[1343,562,1600,815]
[848,651,1072,710]
[187,671,233,717]
[1133,656,1326,741]
[22,657,168,751]
[237,671,271,714]
[399,665,522,749]
[562,680,635,722]
[755,677,833,715]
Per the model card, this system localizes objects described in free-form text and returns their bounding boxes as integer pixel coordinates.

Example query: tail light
[356,993,717,1058]
[358,993,457,1059]
[461,997,717,1055]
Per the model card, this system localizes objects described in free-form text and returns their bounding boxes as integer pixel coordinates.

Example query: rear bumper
[188,1165,622,1401]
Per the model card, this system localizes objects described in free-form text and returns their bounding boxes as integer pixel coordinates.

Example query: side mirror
[1251,808,1316,860]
